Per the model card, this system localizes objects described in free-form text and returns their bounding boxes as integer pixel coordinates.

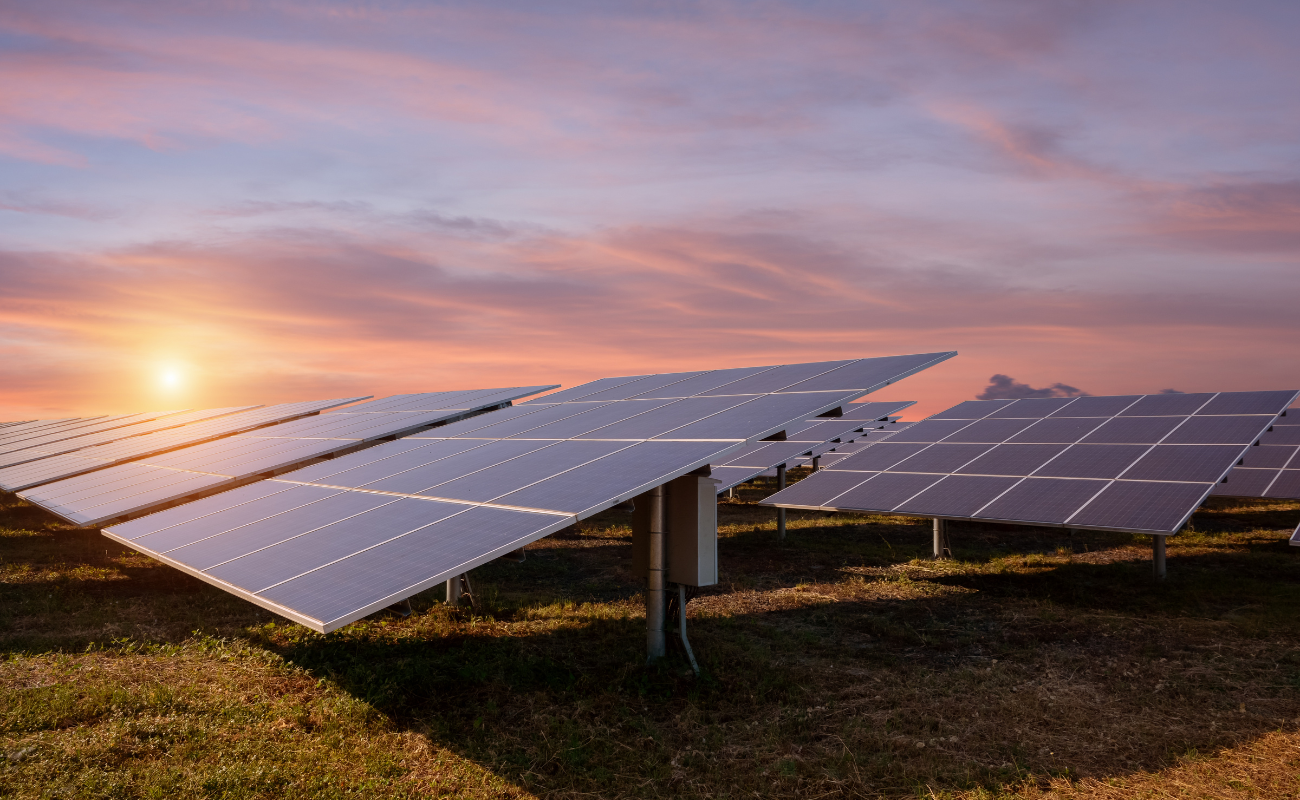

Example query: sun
[159,369,182,390]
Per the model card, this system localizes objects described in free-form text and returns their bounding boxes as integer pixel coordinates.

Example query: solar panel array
[762,391,1298,534]
[795,422,916,469]
[0,408,243,470]
[20,387,555,527]
[709,401,915,492]
[0,399,365,492]
[105,353,955,632]
[1210,408,1300,500]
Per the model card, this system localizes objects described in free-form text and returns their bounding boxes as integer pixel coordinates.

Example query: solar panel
[0,409,251,470]
[762,390,1297,535]
[17,388,552,527]
[1210,408,1300,500]
[0,398,365,493]
[1291,521,1299,548]
[105,353,955,631]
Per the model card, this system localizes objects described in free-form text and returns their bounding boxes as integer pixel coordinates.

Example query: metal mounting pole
[933,518,950,559]
[445,574,462,605]
[777,464,787,540]
[811,455,821,471]
[677,584,699,675]
[1153,535,1166,581]
[646,484,667,662]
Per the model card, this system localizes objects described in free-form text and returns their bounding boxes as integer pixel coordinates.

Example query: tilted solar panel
[0,398,365,493]
[19,387,554,527]
[761,391,1298,535]
[0,408,250,470]
[105,353,955,632]
[1210,408,1300,500]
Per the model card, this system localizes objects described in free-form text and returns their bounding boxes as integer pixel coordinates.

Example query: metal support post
[933,518,950,559]
[811,455,821,471]
[777,463,787,541]
[445,574,462,605]
[677,584,700,675]
[646,484,667,663]
[1153,535,1166,581]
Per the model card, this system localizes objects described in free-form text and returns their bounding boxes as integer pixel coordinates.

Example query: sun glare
[160,369,182,389]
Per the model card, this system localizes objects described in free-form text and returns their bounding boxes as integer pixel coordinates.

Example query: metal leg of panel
[933,518,951,560]
[812,456,821,471]
[677,584,700,675]
[728,487,733,499]
[445,575,462,606]
[1153,535,1166,581]
[777,464,787,541]
[646,484,667,663]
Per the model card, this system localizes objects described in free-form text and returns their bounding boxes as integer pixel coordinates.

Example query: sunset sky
[2,1,1298,421]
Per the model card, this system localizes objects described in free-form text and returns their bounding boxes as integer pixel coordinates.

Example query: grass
[2,474,1299,798]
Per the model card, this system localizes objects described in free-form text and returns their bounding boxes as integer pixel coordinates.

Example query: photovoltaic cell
[943,418,1038,443]
[1265,470,1300,499]
[895,475,1020,517]
[832,472,944,511]
[1033,445,1148,479]
[888,444,993,474]
[763,389,1297,534]
[1068,481,1210,532]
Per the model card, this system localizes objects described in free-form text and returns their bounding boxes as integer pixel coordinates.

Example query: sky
[2,0,1298,421]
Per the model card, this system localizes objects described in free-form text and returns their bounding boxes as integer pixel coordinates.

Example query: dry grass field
[2,470,1299,798]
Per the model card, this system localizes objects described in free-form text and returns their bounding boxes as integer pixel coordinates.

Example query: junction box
[630,473,719,586]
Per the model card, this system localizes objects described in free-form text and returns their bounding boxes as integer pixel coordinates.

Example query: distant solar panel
[105,353,955,632]
[0,417,94,444]
[710,401,916,493]
[1210,408,1300,500]
[0,399,365,492]
[761,391,1297,535]
[19,388,554,527]
[0,409,227,470]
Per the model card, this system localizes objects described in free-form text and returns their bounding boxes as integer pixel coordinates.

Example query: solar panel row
[761,391,1297,535]
[19,388,555,527]
[0,398,365,492]
[105,353,956,632]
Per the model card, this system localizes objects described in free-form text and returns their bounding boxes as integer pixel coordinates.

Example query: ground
[2,473,1299,799]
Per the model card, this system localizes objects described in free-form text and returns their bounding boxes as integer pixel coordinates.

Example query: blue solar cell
[630,366,775,399]
[941,418,1038,443]
[1161,416,1270,445]
[975,478,1107,525]
[827,472,945,512]
[887,444,994,474]
[698,361,853,395]
[1006,417,1108,444]
[361,440,549,495]
[929,400,1014,420]
[1119,393,1215,417]
[659,392,850,440]
[1195,391,1298,416]
[894,475,1020,517]
[523,377,648,404]
[1068,481,1211,532]
[1033,445,1149,479]
[1209,468,1278,497]
[455,403,606,438]
[1240,445,1298,469]
[287,439,489,488]
[987,398,1081,419]
[510,400,676,439]
[954,444,1068,476]
[829,442,930,471]
[1120,445,1245,483]
[1264,470,1300,498]
[1047,395,1142,418]
[1265,426,1300,446]
[775,353,955,394]
[885,419,975,443]
[107,481,301,541]
[575,396,750,439]
[207,498,468,593]
[125,485,346,552]
[1079,416,1184,444]
[419,440,630,503]
[492,441,729,515]
[577,372,708,402]
[257,506,560,628]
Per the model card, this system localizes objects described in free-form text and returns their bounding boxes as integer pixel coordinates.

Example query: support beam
[1153,535,1166,581]
[811,455,821,471]
[933,518,950,559]
[646,484,667,663]
[445,574,462,605]
[776,463,787,541]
